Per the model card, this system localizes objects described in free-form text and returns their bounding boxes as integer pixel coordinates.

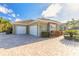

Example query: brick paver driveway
[0,34,79,56]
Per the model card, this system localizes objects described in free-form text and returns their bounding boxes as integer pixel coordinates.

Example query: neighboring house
[69,27,79,30]
[13,18,62,37]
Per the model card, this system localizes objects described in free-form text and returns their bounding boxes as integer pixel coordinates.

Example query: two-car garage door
[15,26,26,34]
[15,25,39,36]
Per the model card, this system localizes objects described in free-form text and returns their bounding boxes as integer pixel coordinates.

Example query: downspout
[26,25,29,35]
[56,24,58,31]
[37,23,39,37]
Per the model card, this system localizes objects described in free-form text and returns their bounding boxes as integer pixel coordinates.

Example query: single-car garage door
[15,26,26,34]
[29,25,38,36]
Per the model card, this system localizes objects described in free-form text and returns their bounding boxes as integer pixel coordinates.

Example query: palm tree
[0,17,12,32]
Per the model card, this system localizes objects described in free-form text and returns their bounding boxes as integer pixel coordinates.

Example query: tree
[65,18,78,29]
[0,17,12,32]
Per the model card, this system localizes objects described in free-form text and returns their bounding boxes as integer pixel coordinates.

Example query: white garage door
[30,25,38,36]
[16,26,26,34]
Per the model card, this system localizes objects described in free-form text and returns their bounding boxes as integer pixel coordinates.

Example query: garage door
[16,26,26,34]
[29,25,38,36]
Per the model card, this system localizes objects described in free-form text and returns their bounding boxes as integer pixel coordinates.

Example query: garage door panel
[30,25,38,36]
[16,26,26,34]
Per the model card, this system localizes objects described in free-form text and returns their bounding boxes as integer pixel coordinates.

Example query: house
[13,18,62,37]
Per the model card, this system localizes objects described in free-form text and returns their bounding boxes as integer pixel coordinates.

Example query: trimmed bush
[6,27,12,34]
[64,30,78,37]
[64,35,73,40]
[73,35,79,41]
[64,30,79,36]
[64,30,79,41]
[41,31,50,37]
[50,30,63,37]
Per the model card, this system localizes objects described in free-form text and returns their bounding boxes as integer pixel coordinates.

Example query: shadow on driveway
[60,38,79,47]
[0,34,49,49]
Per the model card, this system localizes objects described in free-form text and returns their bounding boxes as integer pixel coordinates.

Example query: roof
[28,18,62,25]
[13,18,62,25]
[38,18,61,23]
[13,20,33,25]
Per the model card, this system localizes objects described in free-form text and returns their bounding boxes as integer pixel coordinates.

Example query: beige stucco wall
[37,22,48,36]
[29,21,48,36]
[39,23,48,32]
[12,24,16,34]
[13,20,60,36]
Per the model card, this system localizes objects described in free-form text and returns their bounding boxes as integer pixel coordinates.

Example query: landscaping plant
[64,30,79,41]
[50,30,63,37]
[0,17,12,33]
[41,31,50,37]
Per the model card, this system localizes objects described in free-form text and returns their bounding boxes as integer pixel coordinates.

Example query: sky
[0,3,79,23]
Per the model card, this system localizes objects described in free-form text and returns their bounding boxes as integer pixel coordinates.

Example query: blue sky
[0,3,79,23]
[0,3,50,21]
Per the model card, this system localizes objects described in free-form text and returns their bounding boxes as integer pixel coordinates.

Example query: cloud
[0,5,13,14]
[42,4,62,17]
[56,4,79,21]
[0,5,18,18]
[0,4,21,22]
[11,14,20,18]
[3,4,8,7]
[11,13,16,17]
[45,4,79,23]
[66,4,79,12]
[15,18,22,21]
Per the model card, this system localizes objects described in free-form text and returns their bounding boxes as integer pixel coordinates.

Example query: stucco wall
[29,22,48,36]
[39,23,48,32]
[13,20,60,36]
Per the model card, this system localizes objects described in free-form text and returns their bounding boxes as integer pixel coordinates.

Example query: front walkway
[0,34,79,55]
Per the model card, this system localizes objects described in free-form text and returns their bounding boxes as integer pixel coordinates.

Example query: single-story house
[13,18,62,37]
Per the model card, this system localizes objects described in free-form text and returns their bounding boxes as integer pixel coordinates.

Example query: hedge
[64,30,79,41]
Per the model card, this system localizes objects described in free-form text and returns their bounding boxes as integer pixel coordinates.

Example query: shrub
[64,30,79,41]
[73,35,79,41]
[64,30,78,37]
[6,27,12,34]
[0,17,12,33]
[50,30,63,37]
[64,35,73,40]
[41,31,50,37]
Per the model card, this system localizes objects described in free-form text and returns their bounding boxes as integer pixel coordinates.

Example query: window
[50,24,56,31]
